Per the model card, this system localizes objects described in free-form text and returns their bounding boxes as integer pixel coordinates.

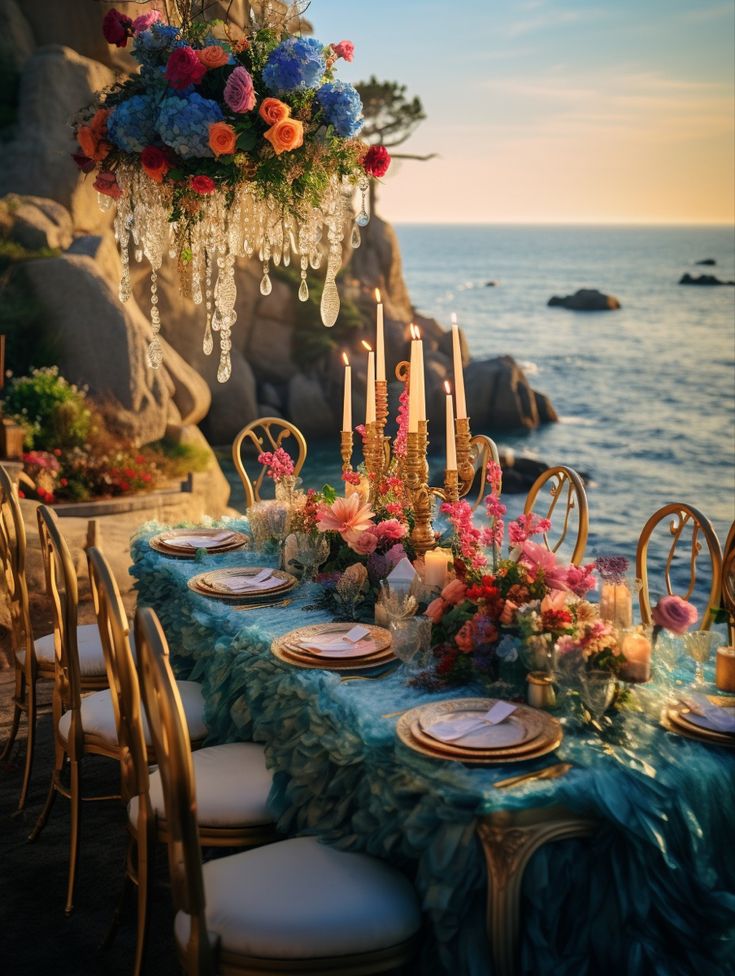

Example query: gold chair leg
[477,807,598,976]
[16,675,36,813]
[65,758,81,915]
[133,827,154,976]
[0,668,23,762]
[28,740,63,842]
[100,846,134,952]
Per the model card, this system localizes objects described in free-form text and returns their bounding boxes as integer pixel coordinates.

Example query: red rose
[189,175,216,195]
[362,145,391,179]
[165,46,207,90]
[93,171,122,199]
[102,9,133,48]
[141,145,170,183]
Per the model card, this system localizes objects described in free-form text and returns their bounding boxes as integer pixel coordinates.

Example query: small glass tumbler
[389,615,432,672]
[683,630,714,686]
[580,669,616,723]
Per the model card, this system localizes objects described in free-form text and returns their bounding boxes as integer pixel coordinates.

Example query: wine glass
[683,630,714,687]
[579,670,616,725]
[292,532,330,582]
[389,615,432,672]
[376,580,418,626]
[264,502,290,569]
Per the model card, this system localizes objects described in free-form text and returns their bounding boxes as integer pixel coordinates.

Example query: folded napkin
[165,531,234,549]
[300,625,377,657]
[426,701,518,743]
[217,570,279,593]
[680,694,735,734]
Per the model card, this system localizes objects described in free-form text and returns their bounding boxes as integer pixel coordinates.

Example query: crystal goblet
[292,532,330,582]
[389,615,432,672]
[683,630,714,687]
[580,669,616,724]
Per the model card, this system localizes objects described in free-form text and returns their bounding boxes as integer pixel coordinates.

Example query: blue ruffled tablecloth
[131,519,735,976]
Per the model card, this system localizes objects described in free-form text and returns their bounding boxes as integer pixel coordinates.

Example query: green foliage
[147,438,212,476]
[2,367,91,450]
[354,77,426,148]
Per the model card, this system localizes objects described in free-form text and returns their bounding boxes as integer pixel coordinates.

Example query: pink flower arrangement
[331,40,355,62]
[508,512,552,547]
[350,530,379,555]
[440,499,487,572]
[373,519,407,542]
[224,66,256,113]
[652,595,698,635]
[316,493,375,545]
[257,447,295,480]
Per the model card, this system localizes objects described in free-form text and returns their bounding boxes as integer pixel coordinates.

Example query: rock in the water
[548,288,621,310]
[498,452,588,493]
[347,213,413,321]
[679,273,734,286]
[463,356,558,431]
[3,194,73,250]
[287,373,335,439]
[485,281,497,287]
[695,259,716,266]
[436,324,470,366]
[201,347,258,445]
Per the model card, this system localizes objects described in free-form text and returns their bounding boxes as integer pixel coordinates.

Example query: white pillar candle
[408,328,419,433]
[619,630,652,683]
[364,342,376,424]
[424,548,452,588]
[451,314,467,419]
[444,381,457,470]
[416,327,426,422]
[599,581,633,629]
[342,353,351,432]
[375,288,385,382]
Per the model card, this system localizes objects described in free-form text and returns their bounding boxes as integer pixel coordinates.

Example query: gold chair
[722,522,735,644]
[135,605,421,976]
[0,467,108,812]
[636,503,723,631]
[232,417,307,511]
[88,548,278,976]
[523,465,589,565]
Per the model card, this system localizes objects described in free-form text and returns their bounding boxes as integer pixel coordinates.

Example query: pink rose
[441,579,466,606]
[373,519,407,542]
[455,621,474,653]
[165,46,207,90]
[652,595,698,635]
[93,171,122,199]
[224,66,256,113]
[540,590,570,614]
[132,11,161,33]
[349,530,378,556]
[102,9,133,47]
[425,597,446,625]
[332,40,354,62]
[499,599,518,626]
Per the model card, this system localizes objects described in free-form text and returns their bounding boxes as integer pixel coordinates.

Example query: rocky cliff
[0,0,557,455]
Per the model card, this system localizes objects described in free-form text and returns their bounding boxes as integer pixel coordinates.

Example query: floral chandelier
[74,2,390,382]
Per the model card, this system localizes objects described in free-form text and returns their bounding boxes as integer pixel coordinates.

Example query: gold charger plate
[150,529,248,558]
[662,705,735,748]
[397,708,563,766]
[188,567,296,601]
[417,698,546,751]
[272,622,395,673]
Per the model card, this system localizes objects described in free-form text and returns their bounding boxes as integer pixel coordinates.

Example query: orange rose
[77,125,97,159]
[90,108,110,139]
[259,97,290,125]
[263,117,304,155]
[208,121,237,157]
[197,45,230,70]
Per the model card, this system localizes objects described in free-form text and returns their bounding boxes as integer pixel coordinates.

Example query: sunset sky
[314,0,735,224]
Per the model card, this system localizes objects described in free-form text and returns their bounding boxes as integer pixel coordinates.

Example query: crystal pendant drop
[146,338,163,369]
[260,273,272,296]
[356,209,369,228]
[217,351,232,384]
[135,248,143,263]
[351,225,361,248]
[320,279,340,327]
[298,277,309,302]
[202,320,213,356]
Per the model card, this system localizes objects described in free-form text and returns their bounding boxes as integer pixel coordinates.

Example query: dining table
[131,519,735,976]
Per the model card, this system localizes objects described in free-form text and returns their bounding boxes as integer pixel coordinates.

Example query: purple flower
[595,555,629,583]
[224,66,256,113]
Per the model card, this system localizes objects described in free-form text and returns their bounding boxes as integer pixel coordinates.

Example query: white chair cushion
[58,680,207,748]
[22,624,108,677]
[129,742,273,829]
[174,836,421,960]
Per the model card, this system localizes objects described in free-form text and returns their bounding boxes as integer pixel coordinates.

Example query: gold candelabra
[455,416,475,495]
[340,429,353,473]
[406,430,436,556]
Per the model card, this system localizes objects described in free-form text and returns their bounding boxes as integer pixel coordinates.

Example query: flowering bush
[2,367,92,450]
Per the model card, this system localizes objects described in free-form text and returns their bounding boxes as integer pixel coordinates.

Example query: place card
[427,702,518,743]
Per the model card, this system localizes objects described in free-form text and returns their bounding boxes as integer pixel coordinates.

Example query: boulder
[347,213,413,322]
[0,45,115,233]
[245,314,298,383]
[498,452,588,494]
[464,356,557,431]
[0,0,35,75]
[486,281,498,287]
[4,194,73,250]
[21,253,172,444]
[287,372,334,439]
[548,288,621,310]
[201,347,258,445]
[164,423,231,513]
[695,259,716,266]
[679,273,734,286]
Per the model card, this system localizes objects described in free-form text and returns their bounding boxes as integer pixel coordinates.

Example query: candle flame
[415,325,422,339]
[342,353,349,366]
[374,288,381,303]
[444,380,451,395]
[361,340,372,352]
[408,323,416,339]
[450,312,457,325]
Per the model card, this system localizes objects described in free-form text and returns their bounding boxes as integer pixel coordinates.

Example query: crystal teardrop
[351,225,361,248]
[146,338,163,370]
[217,353,232,384]
[298,278,309,302]
[320,279,340,327]
[202,322,213,356]
[260,273,272,296]
[356,210,370,228]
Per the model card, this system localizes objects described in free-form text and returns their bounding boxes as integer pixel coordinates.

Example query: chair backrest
[0,465,33,670]
[87,547,148,809]
[459,434,501,511]
[636,503,723,630]
[232,417,307,511]
[523,465,589,565]
[135,607,216,976]
[722,522,735,644]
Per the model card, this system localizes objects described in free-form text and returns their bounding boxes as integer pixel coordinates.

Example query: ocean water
[395,223,735,571]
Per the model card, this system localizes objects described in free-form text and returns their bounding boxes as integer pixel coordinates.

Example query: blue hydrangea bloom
[132,24,183,68]
[262,37,325,93]
[315,81,364,138]
[107,94,159,153]
[155,92,223,158]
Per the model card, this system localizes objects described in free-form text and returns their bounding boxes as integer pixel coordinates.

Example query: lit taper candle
[375,288,385,382]
[444,381,457,470]
[408,325,419,433]
[451,313,467,419]
[362,340,376,424]
[342,352,351,432]
[415,325,426,422]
